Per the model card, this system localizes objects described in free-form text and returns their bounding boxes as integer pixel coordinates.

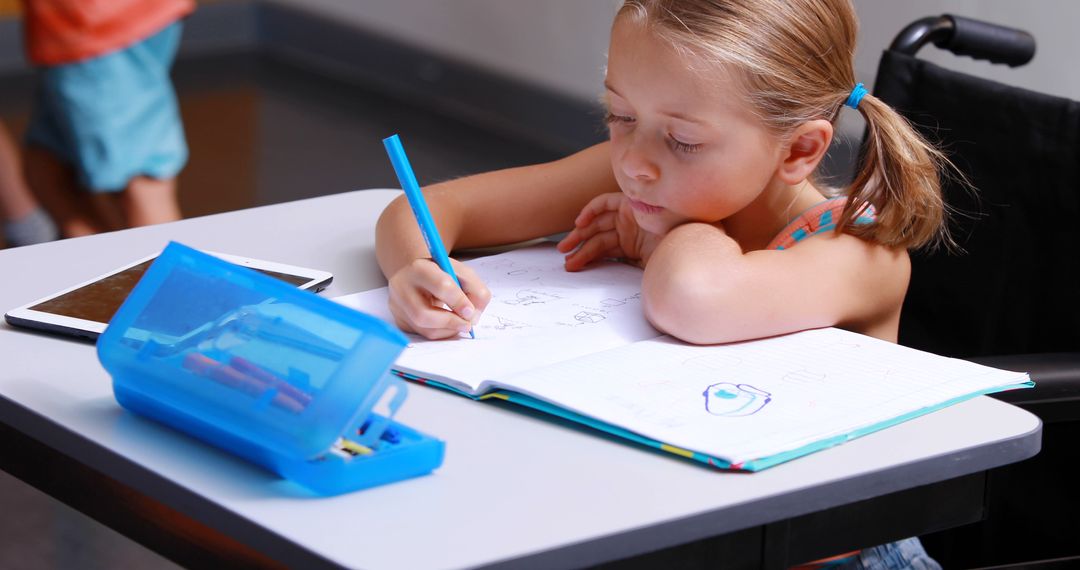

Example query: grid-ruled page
[500,328,1031,465]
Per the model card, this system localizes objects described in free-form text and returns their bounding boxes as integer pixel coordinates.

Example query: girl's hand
[386,258,491,340]
[556,192,662,270]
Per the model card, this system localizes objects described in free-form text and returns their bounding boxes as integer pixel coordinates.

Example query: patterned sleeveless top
[765,197,876,251]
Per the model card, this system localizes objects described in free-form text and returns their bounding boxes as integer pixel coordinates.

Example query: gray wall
[273,0,1080,137]
[269,0,619,102]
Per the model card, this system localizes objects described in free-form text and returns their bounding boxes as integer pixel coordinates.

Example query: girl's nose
[619,136,659,181]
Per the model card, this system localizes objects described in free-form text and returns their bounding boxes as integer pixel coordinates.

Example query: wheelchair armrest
[973,353,1080,423]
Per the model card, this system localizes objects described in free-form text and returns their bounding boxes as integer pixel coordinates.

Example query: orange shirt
[21,0,195,65]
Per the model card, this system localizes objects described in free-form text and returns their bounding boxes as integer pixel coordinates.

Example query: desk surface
[0,190,1042,569]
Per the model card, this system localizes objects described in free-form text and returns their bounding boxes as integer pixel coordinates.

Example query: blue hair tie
[844,82,868,110]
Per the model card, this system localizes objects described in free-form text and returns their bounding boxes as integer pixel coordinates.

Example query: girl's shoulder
[758,198,908,342]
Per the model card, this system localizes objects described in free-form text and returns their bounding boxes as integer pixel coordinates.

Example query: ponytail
[840,92,953,251]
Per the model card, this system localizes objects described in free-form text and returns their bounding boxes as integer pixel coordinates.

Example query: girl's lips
[629,198,664,214]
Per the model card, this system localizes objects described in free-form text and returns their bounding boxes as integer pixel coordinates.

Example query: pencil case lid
[97,242,410,463]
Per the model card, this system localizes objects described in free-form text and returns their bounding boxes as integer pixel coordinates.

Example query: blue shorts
[839,537,941,570]
[25,22,188,193]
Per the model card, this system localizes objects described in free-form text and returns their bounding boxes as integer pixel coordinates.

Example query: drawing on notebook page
[459,252,648,334]
[503,289,564,306]
[573,310,606,324]
[481,291,644,332]
[507,269,540,279]
[491,315,531,331]
[703,383,772,416]
[551,293,643,328]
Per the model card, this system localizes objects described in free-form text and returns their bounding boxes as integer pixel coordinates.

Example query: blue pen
[383,134,475,339]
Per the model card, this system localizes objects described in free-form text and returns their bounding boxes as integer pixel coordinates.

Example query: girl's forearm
[376,143,620,281]
[375,194,439,280]
[641,222,747,344]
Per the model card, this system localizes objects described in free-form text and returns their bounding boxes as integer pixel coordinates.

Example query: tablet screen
[26,258,317,324]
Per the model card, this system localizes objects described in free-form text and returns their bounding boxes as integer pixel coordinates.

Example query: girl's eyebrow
[604,82,709,125]
[661,110,708,125]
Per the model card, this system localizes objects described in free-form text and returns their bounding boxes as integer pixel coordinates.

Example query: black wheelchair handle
[890,14,1035,67]
[944,14,1036,67]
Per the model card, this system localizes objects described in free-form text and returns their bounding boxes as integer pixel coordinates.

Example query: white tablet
[5,250,334,341]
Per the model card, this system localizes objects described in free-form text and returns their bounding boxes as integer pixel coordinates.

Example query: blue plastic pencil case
[96,242,444,496]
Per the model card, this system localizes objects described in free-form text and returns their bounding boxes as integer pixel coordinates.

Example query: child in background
[20,0,195,237]
[1,120,57,247]
[377,0,948,567]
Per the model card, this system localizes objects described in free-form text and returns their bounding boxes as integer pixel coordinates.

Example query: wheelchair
[870,13,1080,568]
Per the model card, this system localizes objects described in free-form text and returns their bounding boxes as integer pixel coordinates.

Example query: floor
[0,50,560,569]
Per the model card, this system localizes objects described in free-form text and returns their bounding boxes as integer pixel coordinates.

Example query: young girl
[377,0,946,566]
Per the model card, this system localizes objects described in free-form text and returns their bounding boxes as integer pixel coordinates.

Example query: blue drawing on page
[703,383,772,416]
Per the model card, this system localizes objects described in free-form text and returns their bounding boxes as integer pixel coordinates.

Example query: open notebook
[335,245,1032,470]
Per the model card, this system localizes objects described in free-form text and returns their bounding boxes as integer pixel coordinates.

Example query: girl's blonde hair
[619,0,949,250]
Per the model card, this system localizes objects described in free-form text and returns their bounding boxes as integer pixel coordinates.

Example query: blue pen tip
[469,329,476,339]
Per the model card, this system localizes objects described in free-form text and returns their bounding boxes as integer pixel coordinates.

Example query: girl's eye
[669,135,703,154]
[604,112,634,125]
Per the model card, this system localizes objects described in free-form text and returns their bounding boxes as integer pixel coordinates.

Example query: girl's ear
[776,120,833,185]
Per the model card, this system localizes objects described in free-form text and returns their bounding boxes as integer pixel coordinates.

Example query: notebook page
[334,245,660,394]
[499,328,1031,465]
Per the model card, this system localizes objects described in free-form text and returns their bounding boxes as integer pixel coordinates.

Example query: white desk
[0,190,1042,569]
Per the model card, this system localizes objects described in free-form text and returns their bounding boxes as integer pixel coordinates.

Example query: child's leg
[23,144,108,238]
[118,175,182,227]
[23,59,119,239]
[0,124,37,221]
[0,123,58,246]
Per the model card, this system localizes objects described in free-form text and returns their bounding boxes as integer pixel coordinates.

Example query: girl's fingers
[392,285,473,338]
[413,259,477,320]
[564,230,621,271]
[576,210,618,240]
[558,210,618,253]
[561,193,626,253]
[574,192,625,227]
[556,231,581,253]
[452,261,492,316]
[387,260,475,338]
[399,276,470,330]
